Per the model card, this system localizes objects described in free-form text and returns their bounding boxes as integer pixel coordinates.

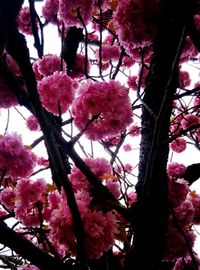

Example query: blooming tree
[0,0,200,270]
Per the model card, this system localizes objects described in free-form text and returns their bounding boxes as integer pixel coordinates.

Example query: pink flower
[48,188,118,259]
[127,76,138,90]
[173,255,200,270]
[0,134,36,178]
[106,179,121,198]
[101,45,120,61]
[38,71,77,115]
[59,0,95,27]
[15,178,46,207]
[18,264,39,270]
[69,157,111,192]
[180,37,198,63]
[167,162,186,179]
[169,178,189,208]
[124,163,133,172]
[37,156,49,167]
[123,144,132,152]
[17,7,34,35]
[113,0,158,56]
[179,70,191,88]
[173,200,194,226]
[14,178,46,226]
[42,0,59,23]
[170,138,187,153]
[188,192,200,224]
[165,224,196,261]
[0,187,16,211]
[127,191,138,206]
[33,55,66,79]
[72,80,133,140]
[128,124,141,137]
[181,114,200,130]
[26,115,40,131]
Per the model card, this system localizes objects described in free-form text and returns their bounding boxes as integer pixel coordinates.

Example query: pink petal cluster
[48,189,118,259]
[106,179,121,198]
[113,0,159,56]
[180,37,199,63]
[165,177,198,261]
[0,76,18,108]
[14,178,46,226]
[33,55,66,79]
[69,157,111,192]
[123,144,132,152]
[170,138,187,153]
[167,162,186,179]
[72,80,133,140]
[168,178,189,208]
[38,71,77,115]
[17,7,33,35]
[0,187,16,211]
[124,163,133,172]
[59,0,95,27]
[0,134,36,178]
[42,0,59,23]
[127,191,138,206]
[181,114,200,130]
[179,70,191,88]
[165,224,196,261]
[173,256,200,270]
[128,124,141,137]
[188,192,200,224]
[100,45,120,62]
[18,265,39,270]
[26,115,40,131]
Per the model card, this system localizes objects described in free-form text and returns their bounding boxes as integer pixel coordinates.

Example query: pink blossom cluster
[167,162,186,179]
[69,157,111,192]
[170,137,187,153]
[18,264,39,270]
[127,191,138,206]
[181,114,200,130]
[38,71,77,115]
[113,0,158,57]
[17,7,34,35]
[127,66,149,91]
[166,178,196,261]
[128,124,141,137]
[100,45,120,62]
[69,157,121,198]
[26,115,40,131]
[188,192,200,224]
[72,80,133,140]
[42,0,59,23]
[33,55,66,80]
[0,178,46,227]
[180,37,199,63]
[59,0,95,27]
[173,256,200,270]
[0,134,36,178]
[0,76,18,108]
[168,178,189,208]
[179,70,191,89]
[46,157,119,260]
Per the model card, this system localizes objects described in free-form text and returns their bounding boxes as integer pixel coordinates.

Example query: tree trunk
[126,1,196,269]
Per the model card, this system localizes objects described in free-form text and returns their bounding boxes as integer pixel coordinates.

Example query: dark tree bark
[126,1,198,270]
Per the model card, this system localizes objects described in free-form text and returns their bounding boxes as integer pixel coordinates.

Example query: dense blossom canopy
[0,0,199,270]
